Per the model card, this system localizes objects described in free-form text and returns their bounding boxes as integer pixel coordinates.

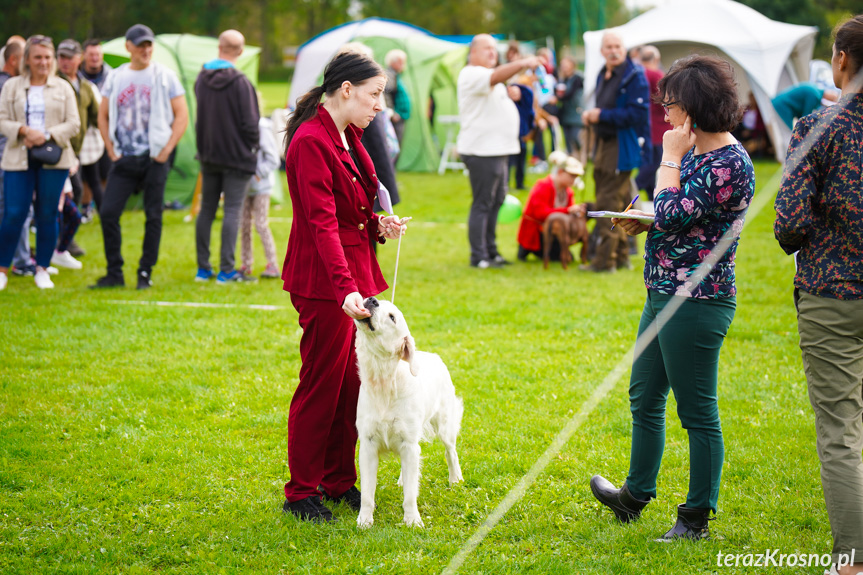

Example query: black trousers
[99,155,170,278]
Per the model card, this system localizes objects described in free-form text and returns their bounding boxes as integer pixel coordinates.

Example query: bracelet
[659,160,681,170]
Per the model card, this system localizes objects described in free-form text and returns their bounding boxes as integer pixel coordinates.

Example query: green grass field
[0,160,834,574]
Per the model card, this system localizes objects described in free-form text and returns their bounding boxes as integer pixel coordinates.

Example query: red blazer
[516,176,574,252]
[281,105,389,305]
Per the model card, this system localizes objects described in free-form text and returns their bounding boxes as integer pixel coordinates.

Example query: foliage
[500,0,628,49]
[0,159,839,574]
[360,0,500,36]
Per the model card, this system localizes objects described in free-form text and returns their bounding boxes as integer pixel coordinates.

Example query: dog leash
[390,216,411,305]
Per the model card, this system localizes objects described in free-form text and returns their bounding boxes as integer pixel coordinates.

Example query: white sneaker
[0,271,7,291]
[34,268,54,289]
[46,266,59,275]
[51,250,83,269]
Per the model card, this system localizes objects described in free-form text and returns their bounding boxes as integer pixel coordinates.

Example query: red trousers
[284,294,360,502]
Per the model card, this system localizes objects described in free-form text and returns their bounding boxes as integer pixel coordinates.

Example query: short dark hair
[82,39,102,50]
[834,14,863,76]
[655,55,743,133]
[3,41,22,59]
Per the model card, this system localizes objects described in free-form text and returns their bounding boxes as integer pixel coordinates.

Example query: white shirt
[456,65,520,157]
[27,85,47,136]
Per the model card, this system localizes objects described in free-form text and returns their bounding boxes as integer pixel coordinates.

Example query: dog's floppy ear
[400,334,419,377]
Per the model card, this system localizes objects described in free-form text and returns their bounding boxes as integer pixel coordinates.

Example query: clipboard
[587,210,655,223]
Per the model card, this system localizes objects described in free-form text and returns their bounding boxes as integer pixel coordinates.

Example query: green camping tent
[355,36,467,172]
[100,34,261,206]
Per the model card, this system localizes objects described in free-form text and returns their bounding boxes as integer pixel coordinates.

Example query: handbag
[25,87,63,165]
[29,141,62,165]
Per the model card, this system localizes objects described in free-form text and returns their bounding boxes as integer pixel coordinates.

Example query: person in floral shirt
[589,55,754,542]
[774,15,863,575]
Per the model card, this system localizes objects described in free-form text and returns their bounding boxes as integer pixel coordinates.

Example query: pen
[611,196,638,231]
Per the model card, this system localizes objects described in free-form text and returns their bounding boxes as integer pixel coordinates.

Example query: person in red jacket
[280,51,405,523]
[516,150,585,261]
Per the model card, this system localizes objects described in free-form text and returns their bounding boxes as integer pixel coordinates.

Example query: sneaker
[491,255,512,266]
[51,250,83,270]
[12,264,36,277]
[137,270,153,290]
[0,271,6,291]
[89,275,125,289]
[260,263,280,279]
[239,265,253,276]
[67,240,86,257]
[216,270,258,284]
[471,259,503,269]
[34,268,54,289]
[283,496,335,523]
[195,268,214,282]
[321,486,361,511]
[46,266,59,276]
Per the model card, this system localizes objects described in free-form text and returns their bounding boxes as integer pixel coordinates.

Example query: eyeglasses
[661,101,679,114]
[28,35,53,47]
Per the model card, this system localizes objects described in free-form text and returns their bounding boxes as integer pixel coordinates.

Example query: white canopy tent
[583,0,818,161]
[287,17,433,110]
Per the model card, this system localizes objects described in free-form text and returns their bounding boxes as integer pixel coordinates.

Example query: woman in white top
[0,35,79,290]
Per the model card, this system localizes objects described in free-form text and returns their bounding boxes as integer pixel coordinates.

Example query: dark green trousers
[626,290,736,512]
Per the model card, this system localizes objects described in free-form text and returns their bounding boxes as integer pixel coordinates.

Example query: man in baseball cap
[125,24,155,46]
[57,39,82,58]
[92,23,188,290]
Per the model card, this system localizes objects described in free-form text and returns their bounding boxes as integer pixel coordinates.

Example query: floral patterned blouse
[644,142,755,299]
[774,93,863,300]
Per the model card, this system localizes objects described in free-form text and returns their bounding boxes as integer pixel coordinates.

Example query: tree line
[2,0,856,73]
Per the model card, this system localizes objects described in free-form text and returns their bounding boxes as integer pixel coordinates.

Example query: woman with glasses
[0,35,80,290]
[588,55,755,541]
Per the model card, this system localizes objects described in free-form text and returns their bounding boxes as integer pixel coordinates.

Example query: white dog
[353,297,463,528]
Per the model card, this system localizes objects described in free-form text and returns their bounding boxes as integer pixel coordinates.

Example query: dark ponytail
[834,14,863,77]
[284,51,385,150]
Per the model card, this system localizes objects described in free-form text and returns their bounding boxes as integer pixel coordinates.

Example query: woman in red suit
[281,52,405,522]
[516,151,585,261]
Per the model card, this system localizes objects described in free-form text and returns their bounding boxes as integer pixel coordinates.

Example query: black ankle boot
[589,475,650,523]
[657,504,711,541]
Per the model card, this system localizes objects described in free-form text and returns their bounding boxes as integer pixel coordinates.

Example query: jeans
[626,290,736,512]
[0,163,68,268]
[99,154,170,278]
[196,164,252,274]
[461,154,508,265]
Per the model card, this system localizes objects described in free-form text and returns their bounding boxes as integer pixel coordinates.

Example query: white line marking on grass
[442,165,784,575]
[106,300,287,311]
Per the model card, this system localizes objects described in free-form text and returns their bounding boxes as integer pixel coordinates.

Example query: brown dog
[542,211,590,270]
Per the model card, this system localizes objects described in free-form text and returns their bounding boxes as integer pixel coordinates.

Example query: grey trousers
[196,165,252,274]
[461,154,508,265]
[591,137,632,271]
[796,289,863,564]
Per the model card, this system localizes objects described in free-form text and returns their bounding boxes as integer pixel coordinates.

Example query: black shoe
[283,496,336,523]
[321,485,361,511]
[89,275,125,289]
[137,270,152,290]
[590,475,650,523]
[491,255,512,266]
[656,504,711,541]
[67,239,86,258]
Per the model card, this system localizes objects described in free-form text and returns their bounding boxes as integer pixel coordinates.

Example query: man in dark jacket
[581,31,649,273]
[194,29,260,283]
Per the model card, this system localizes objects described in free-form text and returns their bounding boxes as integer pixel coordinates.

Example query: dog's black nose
[364,297,379,309]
